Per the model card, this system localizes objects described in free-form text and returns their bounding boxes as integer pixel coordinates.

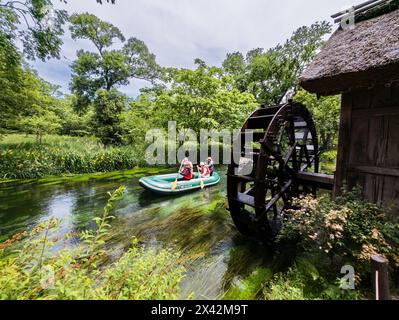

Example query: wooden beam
[352,106,399,118]
[333,93,353,198]
[296,171,335,190]
[351,166,399,177]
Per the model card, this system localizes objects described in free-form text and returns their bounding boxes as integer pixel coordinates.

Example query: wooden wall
[334,81,399,215]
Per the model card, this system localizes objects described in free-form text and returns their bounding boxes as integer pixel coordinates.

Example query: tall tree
[0,64,63,134]
[222,21,331,105]
[154,61,257,134]
[245,48,264,63]
[69,13,161,144]
[0,1,118,136]
[222,52,245,78]
[93,89,126,145]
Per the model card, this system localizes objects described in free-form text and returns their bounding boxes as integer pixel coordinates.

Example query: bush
[0,187,186,300]
[263,258,360,300]
[0,134,148,179]
[222,256,360,300]
[320,150,337,163]
[278,188,399,287]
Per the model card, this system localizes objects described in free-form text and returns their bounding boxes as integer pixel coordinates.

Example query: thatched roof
[299,8,399,95]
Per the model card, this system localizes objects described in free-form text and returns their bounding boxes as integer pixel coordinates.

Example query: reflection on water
[0,167,275,299]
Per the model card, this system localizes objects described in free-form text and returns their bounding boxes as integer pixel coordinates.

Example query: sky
[31,0,362,98]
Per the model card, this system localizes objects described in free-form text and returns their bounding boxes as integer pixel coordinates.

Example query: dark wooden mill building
[299,1,399,214]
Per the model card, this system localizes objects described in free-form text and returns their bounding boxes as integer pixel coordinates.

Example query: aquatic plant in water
[0,186,186,300]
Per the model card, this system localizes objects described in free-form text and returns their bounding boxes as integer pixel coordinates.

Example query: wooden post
[371,255,390,300]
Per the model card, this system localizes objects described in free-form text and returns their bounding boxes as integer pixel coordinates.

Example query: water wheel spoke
[258,179,292,220]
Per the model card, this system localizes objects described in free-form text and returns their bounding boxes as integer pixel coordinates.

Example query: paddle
[197,165,205,189]
[171,162,183,191]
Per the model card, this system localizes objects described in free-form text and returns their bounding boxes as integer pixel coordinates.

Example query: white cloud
[31,0,362,97]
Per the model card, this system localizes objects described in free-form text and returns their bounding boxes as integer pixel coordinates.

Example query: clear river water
[0,166,277,299]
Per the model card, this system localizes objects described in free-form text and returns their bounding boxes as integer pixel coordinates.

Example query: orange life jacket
[182,167,193,180]
[200,165,210,177]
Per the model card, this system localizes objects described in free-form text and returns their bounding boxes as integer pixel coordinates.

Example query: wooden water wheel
[227,101,334,243]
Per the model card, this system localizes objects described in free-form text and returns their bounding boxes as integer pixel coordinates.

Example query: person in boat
[197,162,211,178]
[179,160,194,180]
[206,157,214,176]
[182,157,193,171]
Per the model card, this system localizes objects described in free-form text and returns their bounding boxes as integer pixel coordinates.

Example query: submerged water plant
[0,186,186,300]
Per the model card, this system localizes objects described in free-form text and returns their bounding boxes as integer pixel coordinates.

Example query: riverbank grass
[0,134,147,179]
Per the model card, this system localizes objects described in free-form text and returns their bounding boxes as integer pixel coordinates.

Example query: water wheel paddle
[227,101,332,243]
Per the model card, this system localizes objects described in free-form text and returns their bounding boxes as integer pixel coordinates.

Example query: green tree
[223,22,331,105]
[18,107,62,143]
[58,96,95,136]
[0,0,117,67]
[93,89,126,146]
[69,13,161,145]
[245,47,264,63]
[0,64,64,135]
[245,48,294,105]
[294,89,340,151]
[120,94,158,145]
[222,52,245,77]
[69,13,161,111]
[155,62,257,134]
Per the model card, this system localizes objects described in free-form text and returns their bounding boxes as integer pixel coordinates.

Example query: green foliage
[0,62,66,136]
[0,186,186,300]
[0,134,147,179]
[69,13,161,111]
[0,9,20,69]
[154,62,257,132]
[263,258,360,300]
[0,46,21,134]
[278,190,399,286]
[294,89,341,150]
[222,52,245,78]
[321,150,338,163]
[59,97,94,136]
[245,49,293,105]
[223,268,272,300]
[120,94,158,145]
[69,12,125,53]
[93,89,126,146]
[320,149,337,174]
[69,13,161,145]
[103,245,185,299]
[223,22,331,105]
[223,257,360,300]
[18,108,62,143]
[0,0,68,62]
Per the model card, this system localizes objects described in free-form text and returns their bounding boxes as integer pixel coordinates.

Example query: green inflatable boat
[139,172,220,195]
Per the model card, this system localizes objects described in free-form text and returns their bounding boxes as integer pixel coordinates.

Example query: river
[0,166,276,299]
